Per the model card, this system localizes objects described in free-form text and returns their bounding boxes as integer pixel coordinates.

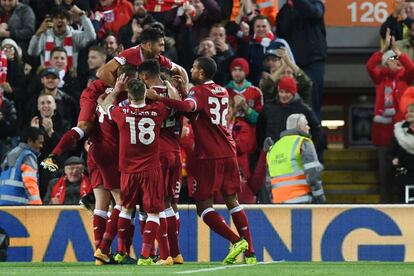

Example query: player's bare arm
[100,74,128,112]
[96,59,120,86]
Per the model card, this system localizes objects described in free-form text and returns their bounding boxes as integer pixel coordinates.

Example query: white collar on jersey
[204,80,214,84]
[130,103,146,108]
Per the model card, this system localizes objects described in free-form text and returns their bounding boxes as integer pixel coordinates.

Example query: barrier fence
[0,205,413,262]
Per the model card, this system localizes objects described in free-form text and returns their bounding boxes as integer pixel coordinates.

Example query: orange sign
[325,0,394,27]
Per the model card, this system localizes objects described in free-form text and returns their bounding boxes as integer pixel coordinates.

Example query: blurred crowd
[0,0,328,205]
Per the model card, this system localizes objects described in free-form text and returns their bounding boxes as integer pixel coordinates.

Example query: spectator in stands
[0,0,35,55]
[0,38,26,128]
[0,95,17,158]
[209,23,235,57]
[392,88,414,202]
[93,0,133,39]
[251,76,321,202]
[83,45,107,87]
[396,21,414,62]
[118,0,155,49]
[173,0,221,69]
[277,0,327,119]
[264,47,312,105]
[101,32,122,60]
[0,127,44,205]
[48,47,82,101]
[380,0,414,41]
[30,94,71,197]
[44,156,91,205]
[366,30,414,203]
[226,57,263,183]
[196,37,231,85]
[265,113,325,204]
[28,6,96,70]
[28,67,77,126]
[238,14,295,86]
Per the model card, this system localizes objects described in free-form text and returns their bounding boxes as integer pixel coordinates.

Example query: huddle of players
[41,27,256,266]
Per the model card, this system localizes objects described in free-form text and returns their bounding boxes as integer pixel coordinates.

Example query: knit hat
[278,76,297,95]
[230,57,250,76]
[1,38,22,60]
[64,156,84,167]
[382,50,397,66]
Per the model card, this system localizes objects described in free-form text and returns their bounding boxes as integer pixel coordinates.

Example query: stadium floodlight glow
[321,120,345,130]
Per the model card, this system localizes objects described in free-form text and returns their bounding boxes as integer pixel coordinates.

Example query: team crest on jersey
[118,56,126,65]
[248,99,254,107]
[105,88,114,94]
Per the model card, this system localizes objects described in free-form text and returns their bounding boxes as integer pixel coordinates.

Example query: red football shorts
[160,151,182,204]
[192,157,241,201]
[88,144,120,190]
[120,167,164,212]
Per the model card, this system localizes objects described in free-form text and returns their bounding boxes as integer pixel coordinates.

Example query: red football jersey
[114,45,174,69]
[185,81,236,159]
[78,79,111,122]
[109,102,169,173]
[151,85,180,153]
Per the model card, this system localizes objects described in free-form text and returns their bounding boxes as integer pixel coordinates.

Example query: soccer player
[94,76,169,266]
[96,27,188,87]
[138,60,183,265]
[146,57,256,264]
[90,66,139,265]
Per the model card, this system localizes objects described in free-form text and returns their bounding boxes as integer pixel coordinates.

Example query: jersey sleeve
[114,47,135,65]
[159,55,173,70]
[108,105,121,124]
[185,88,202,112]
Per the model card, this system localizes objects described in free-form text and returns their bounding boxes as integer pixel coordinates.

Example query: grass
[0,262,414,276]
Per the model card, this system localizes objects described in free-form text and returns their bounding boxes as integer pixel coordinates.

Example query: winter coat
[391,121,414,176]
[366,51,414,145]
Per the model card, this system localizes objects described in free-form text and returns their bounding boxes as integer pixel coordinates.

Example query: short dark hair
[50,46,67,57]
[140,27,164,43]
[252,15,270,27]
[21,127,44,144]
[51,7,71,21]
[117,64,138,79]
[195,56,217,80]
[89,45,107,57]
[138,59,160,78]
[127,79,146,101]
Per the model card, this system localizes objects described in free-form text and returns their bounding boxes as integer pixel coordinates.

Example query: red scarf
[253,32,275,48]
[145,0,186,12]
[50,175,91,204]
[0,50,8,110]
[44,30,73,68]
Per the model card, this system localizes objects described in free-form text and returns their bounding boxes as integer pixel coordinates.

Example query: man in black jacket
[277,0,327,119]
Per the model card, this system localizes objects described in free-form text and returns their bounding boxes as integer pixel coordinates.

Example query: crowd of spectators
[0,0,327,205]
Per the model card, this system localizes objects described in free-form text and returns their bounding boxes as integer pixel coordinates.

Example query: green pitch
[0,262,413,276]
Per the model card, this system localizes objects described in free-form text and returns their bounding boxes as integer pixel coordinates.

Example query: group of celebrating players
[41,26,256,266]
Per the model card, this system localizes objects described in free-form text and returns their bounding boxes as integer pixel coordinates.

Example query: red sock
[141,217,159,258]
[52,128,83,156]
[201,208,239,244]
[99,206,121,254]
[93,210,107,248]
[139,212,156,256]
[117,213,131,254]
[166,208,180,257]
[126,221,135,255]
[156,215,170,259]
[230,206,254,254]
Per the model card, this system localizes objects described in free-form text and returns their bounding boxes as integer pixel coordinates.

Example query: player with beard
[138,60,183,265]
[146,57,256,264]
[97,27,188,87]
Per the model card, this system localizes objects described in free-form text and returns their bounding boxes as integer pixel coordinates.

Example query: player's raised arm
[100,74,128,112]
[96,59,120,87]
[172,63,189,91]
